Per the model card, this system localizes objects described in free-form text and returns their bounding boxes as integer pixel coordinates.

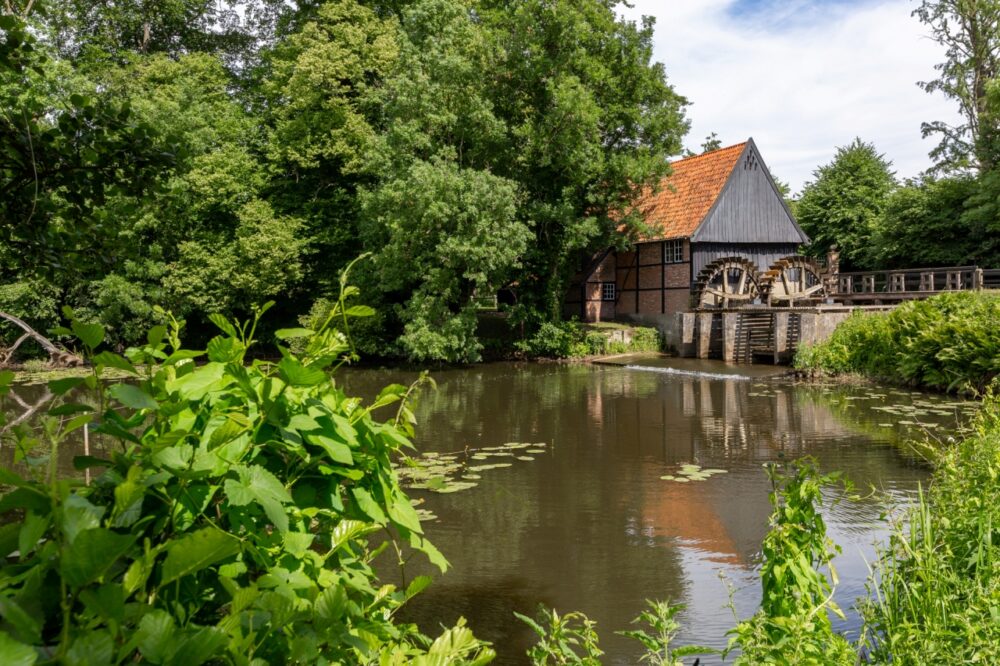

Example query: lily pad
[516,456,534,462]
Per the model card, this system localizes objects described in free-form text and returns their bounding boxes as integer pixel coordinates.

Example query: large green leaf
[60,495,104,543]
[223,465,292,533]
[172,362,226,401]
[71,321,104,349]
[65,629,114,666]
[91,351,138,375]
[136,610,176,664]
[108,383,157,411]
[277,357,327,387]
[171,626,227,665]
[0,630,37,666]
[60,528,136,588]
[314,584,347,621]
[351,487,387,524]
[160,527,241,587]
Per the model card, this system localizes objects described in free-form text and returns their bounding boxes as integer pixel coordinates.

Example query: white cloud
[619,0,963,195]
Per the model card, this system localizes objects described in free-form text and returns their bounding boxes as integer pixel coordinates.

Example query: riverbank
[794,291,1000,394]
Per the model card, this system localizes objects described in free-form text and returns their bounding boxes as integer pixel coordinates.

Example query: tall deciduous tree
[796,139,896,271]
[914,0,1000,172]
[481,0,689,321]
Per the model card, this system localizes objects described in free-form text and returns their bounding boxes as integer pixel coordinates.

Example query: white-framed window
[601,282,616,301]
[664,239,684,263]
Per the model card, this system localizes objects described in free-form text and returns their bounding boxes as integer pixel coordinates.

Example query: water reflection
[338,361,951,665]
[0,363,970,665]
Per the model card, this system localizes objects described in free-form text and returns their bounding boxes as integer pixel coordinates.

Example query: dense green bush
[516,322,661,359]
[795,292,1000,393]
[0,290,493,663]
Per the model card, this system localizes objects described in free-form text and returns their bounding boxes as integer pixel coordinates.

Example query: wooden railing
[833,266,986,298]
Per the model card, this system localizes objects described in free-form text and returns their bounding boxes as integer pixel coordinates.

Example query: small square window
[664,240,684,263]
[601,282,616,301]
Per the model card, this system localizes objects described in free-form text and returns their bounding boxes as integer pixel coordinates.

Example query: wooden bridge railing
[833,266,985,297]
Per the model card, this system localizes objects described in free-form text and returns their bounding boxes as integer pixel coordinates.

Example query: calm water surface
[339,357,973,665]
[1,358,975,664]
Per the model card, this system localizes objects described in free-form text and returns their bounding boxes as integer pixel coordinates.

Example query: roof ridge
[670,141,748,166]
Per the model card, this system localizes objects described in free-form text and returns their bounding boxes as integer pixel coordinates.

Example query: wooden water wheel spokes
[761,255,825,305]
[693,256,761,309]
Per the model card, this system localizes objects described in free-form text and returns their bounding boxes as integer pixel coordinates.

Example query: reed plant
[861,389,1000,662]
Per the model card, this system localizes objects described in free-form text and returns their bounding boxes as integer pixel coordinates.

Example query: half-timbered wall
[564,251,617,321]
[615,240,692,316]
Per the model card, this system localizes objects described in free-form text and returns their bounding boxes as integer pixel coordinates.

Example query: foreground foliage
[795,291,1000,393]
[0,289,493,663]
[862,390,1000,663]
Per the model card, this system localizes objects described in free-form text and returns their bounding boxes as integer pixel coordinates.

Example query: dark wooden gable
[690,140,809,245]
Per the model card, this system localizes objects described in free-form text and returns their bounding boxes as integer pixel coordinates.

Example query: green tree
[481,0,689,322]
[914,0,1000,173]
[872,176,987,268]
[796,139,896,270]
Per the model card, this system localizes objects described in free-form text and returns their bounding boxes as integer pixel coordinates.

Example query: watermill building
[565,139,810,322]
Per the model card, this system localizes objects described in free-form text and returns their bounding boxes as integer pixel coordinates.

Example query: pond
[0,358,977,664]
[338,357,976,665]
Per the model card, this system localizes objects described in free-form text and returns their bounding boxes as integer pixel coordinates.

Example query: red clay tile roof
[633,142,747,241]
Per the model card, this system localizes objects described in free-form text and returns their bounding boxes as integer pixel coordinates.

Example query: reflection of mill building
[564,140,810,322]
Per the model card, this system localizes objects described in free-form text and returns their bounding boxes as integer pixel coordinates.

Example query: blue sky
[619,0,961,194]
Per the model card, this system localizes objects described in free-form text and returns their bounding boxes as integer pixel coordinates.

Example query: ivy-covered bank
[794,292,1000,394]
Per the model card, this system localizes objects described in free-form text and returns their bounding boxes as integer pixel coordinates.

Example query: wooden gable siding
[691,141,808,245]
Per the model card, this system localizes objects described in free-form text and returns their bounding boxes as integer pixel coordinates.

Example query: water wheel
[692,256,762,308]
[760,255,825,305]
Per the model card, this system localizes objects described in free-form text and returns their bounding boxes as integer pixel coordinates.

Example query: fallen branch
[0,311,84,367]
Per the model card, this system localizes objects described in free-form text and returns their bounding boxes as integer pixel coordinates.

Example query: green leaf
[47,377,85,396]
[0,522,20,559]
[160,527,241,587]
[0,597,41,644]
[61,495,104,543]
[171,626,227,665]
[351,487,387,524]
[344,305,375,318]
[223,465,292,533]
[277,357,327,387]
[47,403,93,416]
[65,630,113,666]
[405,575,433,601]
[307,434,353,465]
[0,631,37,666]
[207,313,238,338]
[147,325,167,346]
[71,321,104,349]
[329,519,378,553]
[275,328,314,340]
[388,494,423,534]
[108,383,157,411]
[61,528,135,588]
[207,336,244,363]
[91,351,138,375]
[79,584,125,626]
[136,610,175,664]
[18,512,49,558]
[314,585,347,621]
[172,362,225,400]
[283,531,314,558]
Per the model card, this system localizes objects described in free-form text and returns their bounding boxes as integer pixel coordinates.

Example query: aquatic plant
[726,459,855,665]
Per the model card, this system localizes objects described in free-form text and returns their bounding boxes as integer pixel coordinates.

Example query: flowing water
[1,358,978,664]
[337,357,976,665]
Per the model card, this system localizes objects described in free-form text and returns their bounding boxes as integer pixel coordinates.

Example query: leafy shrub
[517,607,603,665]
[795,292,1000,393]
[0,285,493,663]
[516,321,581,358]
[628,328,661,353]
